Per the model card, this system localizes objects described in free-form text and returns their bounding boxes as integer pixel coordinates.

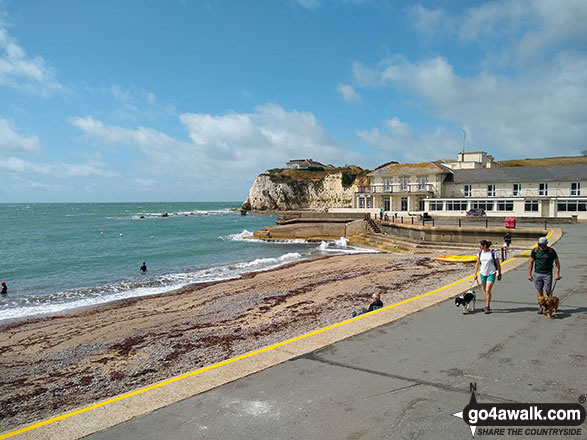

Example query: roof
[449,164,587,184]
[286,159,325,166]
[368,161,451,176]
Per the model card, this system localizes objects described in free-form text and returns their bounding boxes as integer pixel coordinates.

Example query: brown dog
[545,296,559,318]
[538,295,559,318]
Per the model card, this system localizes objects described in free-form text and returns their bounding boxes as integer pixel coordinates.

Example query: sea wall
[253,219,367,241]
[379,222,547,246]
[253,214,549,248]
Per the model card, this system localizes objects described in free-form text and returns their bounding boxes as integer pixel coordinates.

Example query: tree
[581,149,587,156]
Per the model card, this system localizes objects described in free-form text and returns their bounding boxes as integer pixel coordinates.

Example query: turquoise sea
[0,202,369,322]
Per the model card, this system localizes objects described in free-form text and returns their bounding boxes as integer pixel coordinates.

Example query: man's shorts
[533,273,553,291]
[480,273,496,284]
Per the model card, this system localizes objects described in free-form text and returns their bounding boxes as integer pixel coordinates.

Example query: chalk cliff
[242,167,367,211]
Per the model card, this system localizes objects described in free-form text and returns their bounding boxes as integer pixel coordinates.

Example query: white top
[479,250,497,275]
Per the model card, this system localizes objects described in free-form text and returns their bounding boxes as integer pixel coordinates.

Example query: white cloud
[412,0,587,62]
[70,104,362,190]
[354,53,587,157]
[110,85,134,104]
[352,0,587,160]
[357,117,459,164]
[293,0,321,10]
[2,177,73,194]
[0,118,41,153]
[0,155,116,177]
[131,178,159,190]
[408,5,453,39]
[96,86,176,121]
[180,103,360,169]
[336,83,361,103]
[0,24,63,96]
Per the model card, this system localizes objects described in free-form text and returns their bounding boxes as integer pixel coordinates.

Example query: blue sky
[1,0,586,203]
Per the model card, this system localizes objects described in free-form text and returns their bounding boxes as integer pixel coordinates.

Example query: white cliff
[242,170,362,211]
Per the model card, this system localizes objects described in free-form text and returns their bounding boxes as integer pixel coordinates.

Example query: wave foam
[130,209,235,219]
[0,251,307,322]
[316,237,379,254]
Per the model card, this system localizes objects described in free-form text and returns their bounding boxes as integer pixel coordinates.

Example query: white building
[440,151,499,169]
[286,159,325,170]
[354,153,587,219]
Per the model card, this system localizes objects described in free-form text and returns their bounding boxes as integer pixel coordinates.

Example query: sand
[0,253,474,432]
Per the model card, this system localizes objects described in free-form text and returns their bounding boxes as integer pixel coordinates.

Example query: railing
[458,188,575,198]
[356,183,435,194]
[367,211,553,230]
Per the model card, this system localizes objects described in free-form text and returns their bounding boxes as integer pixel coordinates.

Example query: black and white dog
[455,290,476,314]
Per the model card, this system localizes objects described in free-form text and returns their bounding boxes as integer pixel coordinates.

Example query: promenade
[5,224,586,440]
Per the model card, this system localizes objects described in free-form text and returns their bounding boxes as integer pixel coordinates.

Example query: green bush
[341,171,357,188]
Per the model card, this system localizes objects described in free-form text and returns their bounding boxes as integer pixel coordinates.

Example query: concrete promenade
[5,225,586,439]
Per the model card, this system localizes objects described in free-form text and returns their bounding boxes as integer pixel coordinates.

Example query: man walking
[528,237,561,313]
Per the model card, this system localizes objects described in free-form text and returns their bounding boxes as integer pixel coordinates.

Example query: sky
[0,0,586,203]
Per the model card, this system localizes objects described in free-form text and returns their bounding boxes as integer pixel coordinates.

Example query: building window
[445,201,468,211]
[513,183,521,196]
[384,179,391,192]
[464,185,471,197]
[558,199,586,212]
[400,178,408,191]
[401,197,408,211]
[384,197,390,211]
[539,183,548,196]
[419,177,427,191]
[571,182,581,196]
[429,201,443,211]
[496,200,514,211]
[525,200,539,212]
[418,198,425,211]
[471,200,494,211]
[366,197,372,208]
[487,185,495,197]
[359,197,365,209]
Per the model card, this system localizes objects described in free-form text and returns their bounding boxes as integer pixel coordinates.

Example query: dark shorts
[533,273,552,291]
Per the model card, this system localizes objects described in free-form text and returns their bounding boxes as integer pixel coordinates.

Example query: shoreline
[0,252,473,432]
[0,254,335,328]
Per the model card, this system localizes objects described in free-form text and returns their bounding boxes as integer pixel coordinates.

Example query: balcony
[356,183,435,195]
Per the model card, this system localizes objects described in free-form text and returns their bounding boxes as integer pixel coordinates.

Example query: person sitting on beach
[1,282,7,294]
[503,232,512,248]
[140,262,147,273]
[352,293,383,317]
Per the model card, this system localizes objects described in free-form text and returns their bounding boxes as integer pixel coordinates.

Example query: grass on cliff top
[263,165,369,187]
[499,156,587,167]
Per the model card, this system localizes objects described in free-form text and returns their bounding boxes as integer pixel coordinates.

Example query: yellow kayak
[434,255,477,263]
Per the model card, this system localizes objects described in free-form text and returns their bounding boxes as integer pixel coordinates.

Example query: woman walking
[474,240,502,314]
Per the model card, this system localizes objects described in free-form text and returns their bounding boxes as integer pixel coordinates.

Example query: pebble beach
[0,252,473,432]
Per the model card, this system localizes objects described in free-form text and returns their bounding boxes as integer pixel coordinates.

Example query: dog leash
[551,276,562,295]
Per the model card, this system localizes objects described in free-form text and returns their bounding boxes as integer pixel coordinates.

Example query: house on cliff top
[286,158,325,170]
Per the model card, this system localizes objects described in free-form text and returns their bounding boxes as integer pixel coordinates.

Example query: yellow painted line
[0,232,554,439]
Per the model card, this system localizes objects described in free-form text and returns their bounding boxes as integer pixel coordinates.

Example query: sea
[0,202,374,322]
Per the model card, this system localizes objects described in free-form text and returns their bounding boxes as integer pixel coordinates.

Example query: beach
[0,252,473,432]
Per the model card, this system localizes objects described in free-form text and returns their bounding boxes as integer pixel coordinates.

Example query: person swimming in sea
[1,282,7,294]
[140,262,147,273]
